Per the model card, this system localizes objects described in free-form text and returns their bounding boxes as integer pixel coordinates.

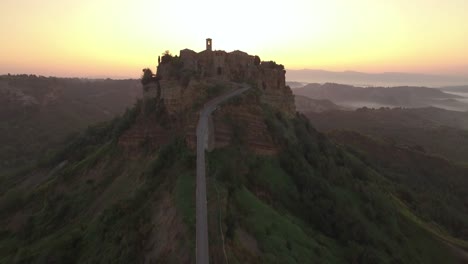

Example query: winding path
[196,84,250,264]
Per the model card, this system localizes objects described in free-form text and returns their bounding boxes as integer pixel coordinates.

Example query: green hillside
[1,89,466,263]
[205,100,465,263]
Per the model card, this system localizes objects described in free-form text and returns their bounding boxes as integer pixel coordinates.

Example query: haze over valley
[290,82,468,112]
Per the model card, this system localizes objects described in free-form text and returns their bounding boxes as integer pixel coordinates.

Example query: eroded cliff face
[129,86,279,156]
[255,64,296,116]
[135,46,296,155]
[212,99,278,155]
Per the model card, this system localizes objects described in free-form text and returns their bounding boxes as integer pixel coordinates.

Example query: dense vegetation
[205,96,465,263]
[305,107,468,164]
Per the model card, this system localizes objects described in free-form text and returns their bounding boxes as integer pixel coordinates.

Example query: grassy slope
[328,130,468,242]
[206,96,464,263]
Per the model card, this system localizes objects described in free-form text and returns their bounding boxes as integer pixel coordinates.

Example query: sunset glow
[1,0,467,78]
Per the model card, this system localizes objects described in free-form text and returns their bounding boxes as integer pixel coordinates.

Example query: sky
[1,0,467,78]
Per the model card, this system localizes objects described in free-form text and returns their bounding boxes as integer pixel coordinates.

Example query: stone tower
[206,38,212,51]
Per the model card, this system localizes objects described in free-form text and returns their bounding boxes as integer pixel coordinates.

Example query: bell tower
[206,38,212,51]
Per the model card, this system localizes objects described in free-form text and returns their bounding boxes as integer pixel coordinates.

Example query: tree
[141,68,154,85]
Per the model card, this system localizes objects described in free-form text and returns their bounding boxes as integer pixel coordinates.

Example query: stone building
[147,39,295,115]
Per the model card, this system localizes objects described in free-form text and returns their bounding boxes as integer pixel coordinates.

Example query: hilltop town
[142,38,295,115]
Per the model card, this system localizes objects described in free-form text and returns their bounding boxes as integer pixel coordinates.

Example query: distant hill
[0,75,141,171]
[305,107,468,164]
[294,95,347,113]
[293,83,468,111]
[286,69,468,87]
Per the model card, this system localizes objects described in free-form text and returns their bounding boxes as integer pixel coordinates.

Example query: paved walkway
[196,85,250,264]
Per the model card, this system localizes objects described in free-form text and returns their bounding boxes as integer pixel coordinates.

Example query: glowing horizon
[1,0,467,78]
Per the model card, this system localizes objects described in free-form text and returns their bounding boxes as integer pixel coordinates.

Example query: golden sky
[1,0,467,78]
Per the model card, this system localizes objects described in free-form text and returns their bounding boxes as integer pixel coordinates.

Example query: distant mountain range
[286,69,468,87]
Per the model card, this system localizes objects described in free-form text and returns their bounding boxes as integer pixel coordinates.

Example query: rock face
[211,92,278,155]
[213,103,278,155]
[144,39,296,116]
[254,62,295,115]
[179,91,278,155]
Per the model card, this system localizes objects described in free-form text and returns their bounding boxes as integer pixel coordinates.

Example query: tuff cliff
[134,39,297,155]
